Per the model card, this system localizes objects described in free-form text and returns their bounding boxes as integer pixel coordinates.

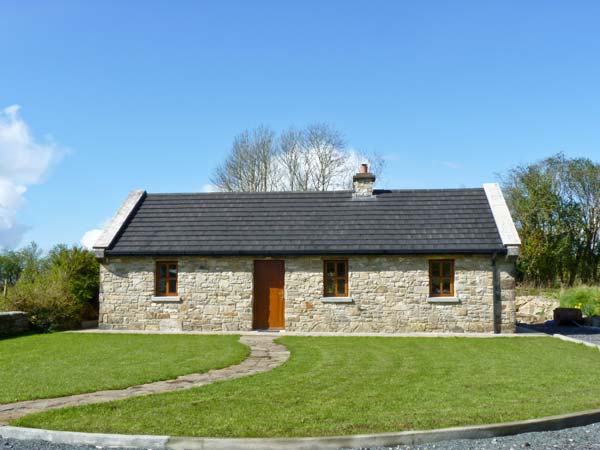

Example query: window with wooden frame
[429,260,454,297]
[323,260,348,297]
[155,261,178,296]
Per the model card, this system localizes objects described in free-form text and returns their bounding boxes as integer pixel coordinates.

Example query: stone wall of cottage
[99,254,516,333]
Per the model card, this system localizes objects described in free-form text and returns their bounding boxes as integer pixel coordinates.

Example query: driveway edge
[4,408,600,450]
[0,426,169,448]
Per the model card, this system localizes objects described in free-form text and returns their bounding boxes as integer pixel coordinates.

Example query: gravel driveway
[520,323,600,346]
[4,423,600,450]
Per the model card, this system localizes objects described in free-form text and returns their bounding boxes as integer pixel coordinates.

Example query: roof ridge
[145,187,484,196]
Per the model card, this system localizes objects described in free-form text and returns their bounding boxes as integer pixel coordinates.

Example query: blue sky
[1,0,599,251]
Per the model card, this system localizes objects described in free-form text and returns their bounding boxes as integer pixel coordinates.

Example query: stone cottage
[94,165,521,333]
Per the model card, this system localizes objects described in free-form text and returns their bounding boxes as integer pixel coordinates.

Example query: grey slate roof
[104,188,506,256]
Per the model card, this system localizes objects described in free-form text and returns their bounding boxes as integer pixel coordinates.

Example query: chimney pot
[360,163,368,173]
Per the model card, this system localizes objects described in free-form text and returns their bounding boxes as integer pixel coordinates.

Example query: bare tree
[212,123,385,192]
[211,126,278,192]
[278,127,307,191]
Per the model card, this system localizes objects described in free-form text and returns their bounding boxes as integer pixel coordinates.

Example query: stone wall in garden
[0,311,29,336]
[515,296,559,324]
[99,254,516,333]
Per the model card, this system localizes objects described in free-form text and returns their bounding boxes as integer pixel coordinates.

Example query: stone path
[0,335,289,425]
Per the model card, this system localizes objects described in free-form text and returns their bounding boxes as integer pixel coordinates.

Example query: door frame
[252,259,285,330]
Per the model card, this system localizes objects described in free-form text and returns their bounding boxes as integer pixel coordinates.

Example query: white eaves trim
[483,183,521,248]
[93,189,146,255]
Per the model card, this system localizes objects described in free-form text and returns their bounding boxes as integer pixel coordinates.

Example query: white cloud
[201,183,220,193]
[0,105,64,249]
[80,228,103,250]
[80,218,112,249]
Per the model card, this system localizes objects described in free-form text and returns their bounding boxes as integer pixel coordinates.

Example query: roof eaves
[104,247,507,257]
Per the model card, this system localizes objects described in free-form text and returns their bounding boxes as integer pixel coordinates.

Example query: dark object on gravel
[554,307,583,325]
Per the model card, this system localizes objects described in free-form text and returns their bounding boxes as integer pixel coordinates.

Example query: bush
[3,245,99,332]
[7,273,83,332]
[559,287,600,318]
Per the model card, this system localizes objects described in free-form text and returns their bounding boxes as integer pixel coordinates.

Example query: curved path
[0,335,289,425]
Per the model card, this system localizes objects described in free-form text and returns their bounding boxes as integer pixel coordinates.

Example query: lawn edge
[0,333,248,405]
[4,407,600,450]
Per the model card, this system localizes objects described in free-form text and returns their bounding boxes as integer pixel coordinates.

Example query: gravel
[0,438,127,450]
[342,422,600,450]
[3,423,600,450]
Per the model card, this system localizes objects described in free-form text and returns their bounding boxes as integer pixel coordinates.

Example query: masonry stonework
[0,311,29,336]
[99,254,516,333]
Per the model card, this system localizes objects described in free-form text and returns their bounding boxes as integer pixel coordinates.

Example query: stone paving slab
[0,335,289,425]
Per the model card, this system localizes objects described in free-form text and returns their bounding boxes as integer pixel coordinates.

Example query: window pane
[442,278,451,293]
[168,264,177,277]
[337,262,346,276]
[337,278,346,295]
[431,262,440,277]
[431,282,440,295]
[326,262,335,275]
[158,279,167,294]
[442,261,452,275]
[168,279,177,294]
[159,264,167,278]
[326,279,334,295]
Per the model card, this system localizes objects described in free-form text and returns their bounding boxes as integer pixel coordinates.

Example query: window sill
[151,296,182,303]
[427,297,460,304]
[321,297,353,303]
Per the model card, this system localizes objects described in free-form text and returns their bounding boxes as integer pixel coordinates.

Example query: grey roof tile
[106,188,505,256]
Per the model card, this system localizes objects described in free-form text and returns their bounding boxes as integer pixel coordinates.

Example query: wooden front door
[253,260,285,330]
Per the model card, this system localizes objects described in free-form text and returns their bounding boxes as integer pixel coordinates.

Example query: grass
[559,286,600,317]
[0,333,248,404]
[14,336,600,437]
[516,285,562,299]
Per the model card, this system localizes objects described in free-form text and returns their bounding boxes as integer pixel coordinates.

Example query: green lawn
[14,336,600,437]
[0,333,248,404]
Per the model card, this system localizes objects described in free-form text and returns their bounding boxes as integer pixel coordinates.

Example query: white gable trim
[483,183,521,249]
[93,190,146,255]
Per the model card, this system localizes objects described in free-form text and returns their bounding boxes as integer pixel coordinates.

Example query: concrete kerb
[4,408,600,450]
[0,426,169,448]
[553,333,600,350]
[70,328,548,338]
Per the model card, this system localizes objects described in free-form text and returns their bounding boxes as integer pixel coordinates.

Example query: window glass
[326,262,335,275]
[442,261,452,275]
[337,279,346,294]
[324,260,348,297]
[156,262,178,296]
[326,279,334,295]
[429,260,454,297]
[442,279,451,293]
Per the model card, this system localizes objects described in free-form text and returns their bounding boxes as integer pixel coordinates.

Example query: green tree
[502,153,600,286]
[0,251,24,296]
[46,244,100,307]
[6,244,99,331]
